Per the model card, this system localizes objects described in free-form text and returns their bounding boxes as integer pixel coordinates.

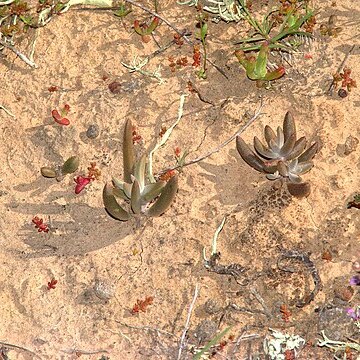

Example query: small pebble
[94,279,115,301]
[86,124,100,139]
[108,81,121,94]
[338,88,347,98]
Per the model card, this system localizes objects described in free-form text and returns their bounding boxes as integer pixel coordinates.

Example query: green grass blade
[193,326,232,360]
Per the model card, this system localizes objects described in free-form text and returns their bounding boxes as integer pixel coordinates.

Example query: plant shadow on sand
[9,199,133,258]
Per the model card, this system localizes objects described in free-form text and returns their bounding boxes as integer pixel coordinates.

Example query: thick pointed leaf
[277,161,288,177]
[276,126,284,148]
[147,176,178,217]
[41,167,56,178]
[113,186,128,200]
[62,156,79,175]
[112,177,124,191]
[288,173,302,183]
[103,183,130,221]
[280,133,296,157]
[269,138,281,154]
[283,111,296,143]
[123,118,135,183]
[287,137,307,160]
[123,182,132,198]
[142,181,165,203]
[298,142,318,163]
[264,125,276,147]
[236,136,265,172]
[134,155,146,191]
[253,136,274,159]
[295,161,313,174]
[130,179,141,214]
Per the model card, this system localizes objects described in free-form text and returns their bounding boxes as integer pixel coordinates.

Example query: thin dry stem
[177,284,199,360]
[159,99,265,175]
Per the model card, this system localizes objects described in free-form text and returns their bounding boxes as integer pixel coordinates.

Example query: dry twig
[159,99,265,175]
[177,284,199,360]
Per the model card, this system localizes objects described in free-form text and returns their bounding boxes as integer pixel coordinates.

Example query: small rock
[86,124,100,139]
[344,135,359,155]
[93,279,115,301]
[108,81,121,94]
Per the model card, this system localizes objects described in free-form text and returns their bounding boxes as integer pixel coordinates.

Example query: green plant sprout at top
[103,119,178,221]
[233,0,314,82]
[236,111,318,197]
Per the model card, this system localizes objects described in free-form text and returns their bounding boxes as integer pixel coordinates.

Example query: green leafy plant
[236,111,318,197]
[195,11,208,79]
[103,119,178,221]
[234,0,314,82]
[41,155,79,181]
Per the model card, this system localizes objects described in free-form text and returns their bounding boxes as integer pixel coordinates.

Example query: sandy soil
[0,0,359,359]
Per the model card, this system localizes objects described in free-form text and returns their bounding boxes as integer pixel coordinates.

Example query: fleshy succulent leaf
[123,118,135,183]
[253,136,275,159]
[236,136,265,172]
[41,167,57,178]
[142,181,166,202]
[112,177,124,190]
[123,182,132,198]
[279,133,296,157]
[62,156,79,175]
[147,175,178,217]
[287,137,307,160]
[294,161,313,174]
[283,111,296,142]
[264,125,276,147]
[103,183,130,221]
[113,186,128,200]
[298,142,318,163]
[277,161,288,177]
[134,155,146,191]
[130,179,141,214]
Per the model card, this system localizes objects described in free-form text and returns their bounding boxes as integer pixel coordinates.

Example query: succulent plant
[236,111,318,186]
[103,119,178,221]
[41,155,80,181]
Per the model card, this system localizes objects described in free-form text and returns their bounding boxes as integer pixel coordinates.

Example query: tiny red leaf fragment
[51,104,71,126]
[32,216,49,233]
[131,296,154,314]
[74,176,91,194]
[47,278,57,290]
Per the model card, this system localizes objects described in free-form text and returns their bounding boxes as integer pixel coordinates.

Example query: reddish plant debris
[321,249,333,261]
[345,346,353,360]
[192,45,201,67]
[159,125,167,137]
[173,33,184,46]
[304,53,313,60]
[333,67,357,93]
[284,349,295,360]
[74,176,92,194]
[52,104,70,126]
[47,278,58,290]
[131,296,154,314]
[174,147,181,158]
[159,170,176,182]
[168,56,188,72]
[87,162,101,180]
[304,15,316,33]
[108,81,121,94]
[132,126,142,144]
[48,85,59,92]
[280,304,291,322]
[32,216,49,233]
